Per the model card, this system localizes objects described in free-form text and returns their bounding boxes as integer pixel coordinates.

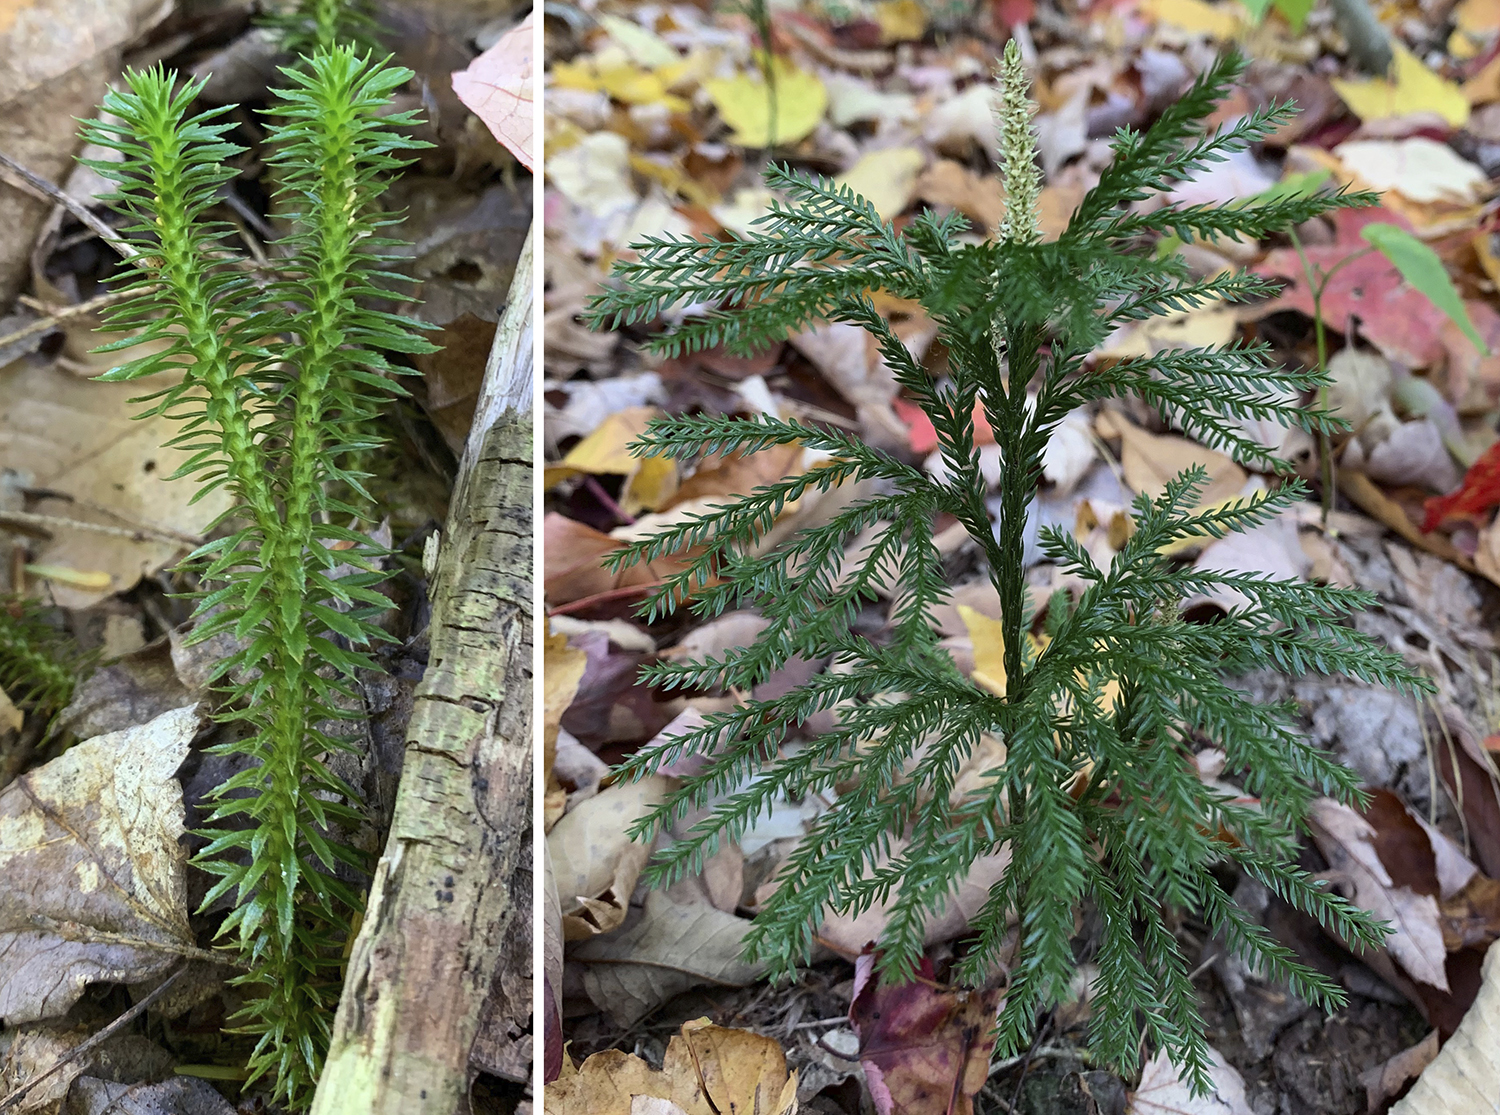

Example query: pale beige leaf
[548,775,671,939]
[570,892,766,1027]
[1307,798,1450,991]
[1128,1046,1253,1115]
[1094,410,1246,505]
[452,12,534,170]
[0,705,198,1024]
[0,362,233,607]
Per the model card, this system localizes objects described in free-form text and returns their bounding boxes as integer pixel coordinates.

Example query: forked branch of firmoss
[586,46,1431,1092]
[81,47,431,1108]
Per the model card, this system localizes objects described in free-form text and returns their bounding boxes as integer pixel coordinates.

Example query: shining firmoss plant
[81,47,431,1107]
[0,599,86,728]
[588,45,1432,1091]
[263,0,379,57]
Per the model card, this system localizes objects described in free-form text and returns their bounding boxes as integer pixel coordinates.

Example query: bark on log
[312,225,534,1114]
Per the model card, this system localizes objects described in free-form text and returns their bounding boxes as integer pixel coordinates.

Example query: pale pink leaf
[452,12,534,170]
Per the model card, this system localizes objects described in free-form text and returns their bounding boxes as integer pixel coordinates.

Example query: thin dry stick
[0,150,136,260]
[0,288,141,355]
[0,965,187,1112]
[0,507,203,547]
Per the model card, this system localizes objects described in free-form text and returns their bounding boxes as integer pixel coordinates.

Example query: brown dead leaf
[1361,1031,1439,1113]
[849,952,1002,1115]
[0,705,198,1024]
[544,512,676,608]
[666,443,804,509]
[547,1018,797,1115]
[1336,472,1475,573]
[569,892,766,1028]
[914,160,1004,232]
[548,775,671,939]
[1094,409,1247,505]
[414,313,496,454]
[0,360,234,608]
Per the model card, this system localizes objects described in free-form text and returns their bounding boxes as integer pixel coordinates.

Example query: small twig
[0,508,203,548]
[0,150,136,260]
[0,964,187,1112]
[546,580,669,616]
[787,1015,850,1032]
[0,288,142,355]
[583,474,634,526]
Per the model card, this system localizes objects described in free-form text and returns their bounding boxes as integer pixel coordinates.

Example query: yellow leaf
[874,0,927,43]
[544,630,588,762]
[597,61,691,112]
[596,12,680,68]
[1138,0,1242,40]
[705,57,827,148]
[1331,44,1469,129]
[835,147,926,221]
[958,605,1009,698]
[551,58,603,92]
[622,454,679,516]
[1464,51,1500,105]
[556,406,659,478]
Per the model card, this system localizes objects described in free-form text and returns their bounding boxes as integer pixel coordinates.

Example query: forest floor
[542,1,1500,1113]
[0,1,532,1111]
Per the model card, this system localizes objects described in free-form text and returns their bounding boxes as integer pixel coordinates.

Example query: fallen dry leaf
[0,705,198,1024]
[1361,1030,1440,1111]
[452,11,534,169]
[1128,1045,1253,1115]
[547,1018,797,1115]
[1307,797,1451,991]
[816,839,1012,958]
[849,952,1002,1115]
[0,361,234,608]
[914,160,1004,232]
[1390,945,1500,1114]
[1094,409,1247,505]
[836,147,926,221]
[548,774,671,939]
[1331,44,1470,128]
[545,629,590,830]
[568,891,766,1027]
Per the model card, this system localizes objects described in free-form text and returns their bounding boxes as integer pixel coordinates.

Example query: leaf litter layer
[543,0,1500,1112]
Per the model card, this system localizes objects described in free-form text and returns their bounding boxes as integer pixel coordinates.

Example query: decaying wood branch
[312,225,535,1113]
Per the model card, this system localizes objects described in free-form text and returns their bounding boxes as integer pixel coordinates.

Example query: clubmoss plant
[80,46,431,1107]
[0,599,86,729]
[587,45,1430,1090]
[264,0,379,57]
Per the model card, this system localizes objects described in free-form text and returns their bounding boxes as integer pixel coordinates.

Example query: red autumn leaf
[1422,439,1500,531]
[992,0,1037,26]
[893,398,996,455]
[848,951,1004,1115]
[1254,207,1451,369]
